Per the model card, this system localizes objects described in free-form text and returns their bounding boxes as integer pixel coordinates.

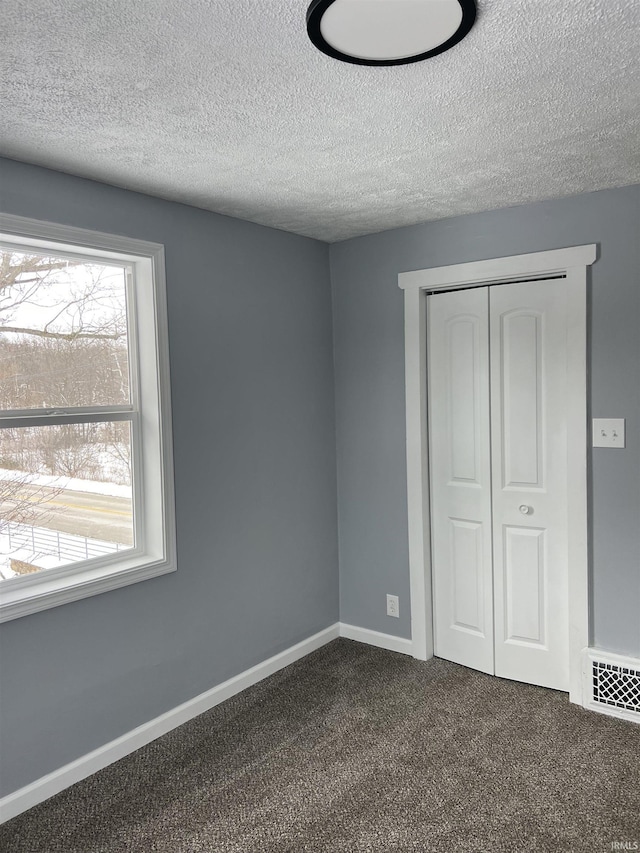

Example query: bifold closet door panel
[428,287,494,675]
[489,280,570,692]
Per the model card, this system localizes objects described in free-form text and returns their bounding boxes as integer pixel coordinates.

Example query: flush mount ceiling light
[307,0,477,66]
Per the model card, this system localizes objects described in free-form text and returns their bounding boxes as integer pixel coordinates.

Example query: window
[0,214,176,621]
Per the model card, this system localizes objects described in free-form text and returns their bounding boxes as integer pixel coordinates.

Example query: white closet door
[428,288,494,675]
[490,279,571,691]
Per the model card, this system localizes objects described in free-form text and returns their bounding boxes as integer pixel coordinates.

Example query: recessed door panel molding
[400,243,593,702]
[449,518,485,636]
[500,310,544,489]
[491,280,570,692]
[428,287,494,676]
[502,525,546,646]
[447,316,481,484]
[428,276,580,693]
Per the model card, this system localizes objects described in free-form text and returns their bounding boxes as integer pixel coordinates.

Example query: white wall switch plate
[386,594,399,618]
[592,418,625,448]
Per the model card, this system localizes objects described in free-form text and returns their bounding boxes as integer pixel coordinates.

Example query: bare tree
[1,253,132,556]
[0,474,61,531]
[0,252,126,342]
[0,471,65,576]
[0,252,135,576]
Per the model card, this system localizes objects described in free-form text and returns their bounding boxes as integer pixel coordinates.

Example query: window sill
[0,213,177,624]
[0,553,176,622]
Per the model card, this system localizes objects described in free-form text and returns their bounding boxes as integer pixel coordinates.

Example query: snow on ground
[0,538,66,579]
[0,468,131,498]
[0,525,126,578]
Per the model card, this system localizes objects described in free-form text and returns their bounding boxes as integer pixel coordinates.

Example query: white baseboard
[0,620,414,824]
[0,623,340,824]
[339,622,414,656]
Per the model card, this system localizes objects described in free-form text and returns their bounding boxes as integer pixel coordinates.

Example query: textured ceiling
[1,0,639,242]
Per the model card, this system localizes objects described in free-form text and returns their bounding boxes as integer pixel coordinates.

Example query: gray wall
[1,159,638,801]
[331,185,640,657]
[0,158,339,797]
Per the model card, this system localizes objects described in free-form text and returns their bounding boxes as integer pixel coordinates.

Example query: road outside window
[0,216,175,621]
[0,252,136,579]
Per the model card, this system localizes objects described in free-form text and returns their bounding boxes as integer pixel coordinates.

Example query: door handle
[519,504,532,515]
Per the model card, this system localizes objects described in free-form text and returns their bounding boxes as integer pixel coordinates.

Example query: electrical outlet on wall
[386,594,399,618]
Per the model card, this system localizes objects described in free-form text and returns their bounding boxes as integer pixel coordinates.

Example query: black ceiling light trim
[306,0,477,67]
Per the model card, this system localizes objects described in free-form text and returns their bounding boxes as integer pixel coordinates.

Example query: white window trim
[0,213,176,622]
[398,244,597,705]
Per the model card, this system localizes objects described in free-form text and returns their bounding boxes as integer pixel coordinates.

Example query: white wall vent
[583,649,640,724]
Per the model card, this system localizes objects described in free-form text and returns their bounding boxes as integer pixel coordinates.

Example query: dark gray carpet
[1,638,639,852]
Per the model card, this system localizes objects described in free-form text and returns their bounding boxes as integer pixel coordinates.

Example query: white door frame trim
[398,244,597,704]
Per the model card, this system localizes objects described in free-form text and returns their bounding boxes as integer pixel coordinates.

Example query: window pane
[0,422,133,579]
[0,249,130,409]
